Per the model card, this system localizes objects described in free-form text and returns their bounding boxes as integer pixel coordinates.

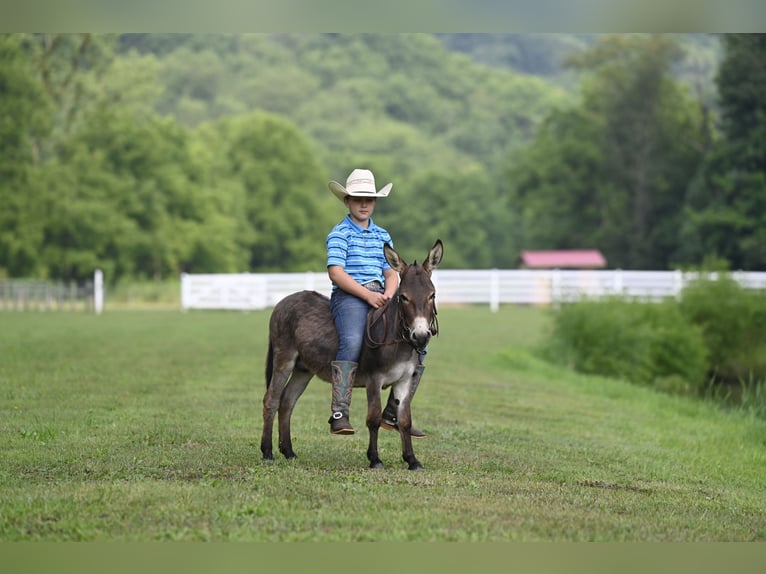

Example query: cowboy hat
[328,168,392,203]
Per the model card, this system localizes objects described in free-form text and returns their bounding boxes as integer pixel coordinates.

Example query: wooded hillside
[2,33,763,282]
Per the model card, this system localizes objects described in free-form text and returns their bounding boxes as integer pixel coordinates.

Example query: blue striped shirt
[327,215,393,290]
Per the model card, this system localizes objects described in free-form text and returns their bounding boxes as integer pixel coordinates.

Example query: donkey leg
[261,388,278,461]
[397,399,423,471]
[277,369,313,459]
[365,382,385,469]
[261,355,296,461]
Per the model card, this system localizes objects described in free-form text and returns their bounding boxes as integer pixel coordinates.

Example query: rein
[365,298,404,349]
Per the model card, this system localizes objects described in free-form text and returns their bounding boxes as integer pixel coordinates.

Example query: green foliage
[545,297,709,393]
[12,32,560,279]
[737,377,766,420]
[384,167,495,268]
[0,35,52,277]
[21,34,116,138]
[508,35,709,270]
[217,111,335,272]
[1,32,758,282]
[141,33,571,178]
[716,34,766,143]
[678,273,766,383]
[679,34,766,271]
[45,108,223,280]
[545,275,766,418]
[505,106,606,252]
[36,105,284,281]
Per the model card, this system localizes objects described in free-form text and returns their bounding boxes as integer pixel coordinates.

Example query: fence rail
[181,269,766,312]
[0,270,104,313]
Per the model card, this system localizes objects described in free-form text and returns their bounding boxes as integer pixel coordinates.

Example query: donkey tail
[265,340,274,389]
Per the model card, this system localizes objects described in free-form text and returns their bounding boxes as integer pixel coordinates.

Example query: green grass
[1,305,765,541]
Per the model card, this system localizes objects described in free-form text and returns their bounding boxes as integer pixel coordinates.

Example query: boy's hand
[366,291,390,309]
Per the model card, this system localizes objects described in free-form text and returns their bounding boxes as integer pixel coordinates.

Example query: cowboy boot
[381,365,426,438]
[329,360,356,434]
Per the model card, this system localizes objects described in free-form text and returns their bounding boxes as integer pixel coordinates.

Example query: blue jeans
[330,287,377,362]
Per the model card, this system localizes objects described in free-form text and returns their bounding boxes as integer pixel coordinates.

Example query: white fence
[180,269,766,312]
[1,270,104,314]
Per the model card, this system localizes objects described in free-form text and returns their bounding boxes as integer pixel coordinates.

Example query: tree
[506,35,708,270]
[505,106,606,254]
[35,152,138,282]
[0,35,52,277]
[218,111,335,272]
[44,106,252,282]
[679,34,766,270]
[384,167,494,269]
[23,34,115,137]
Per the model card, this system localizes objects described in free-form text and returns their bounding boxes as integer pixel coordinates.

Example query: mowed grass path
[1,305,765,541]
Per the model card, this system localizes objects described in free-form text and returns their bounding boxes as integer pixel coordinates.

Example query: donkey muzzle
[407,317,433,348]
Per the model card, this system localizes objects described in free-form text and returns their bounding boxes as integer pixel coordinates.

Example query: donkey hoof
[408,462,423,471]
[370,461,384,470]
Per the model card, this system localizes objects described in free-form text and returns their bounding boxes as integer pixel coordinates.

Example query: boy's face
[345,196,377,226]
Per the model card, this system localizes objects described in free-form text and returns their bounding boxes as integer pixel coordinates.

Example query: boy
[326,168,425,437]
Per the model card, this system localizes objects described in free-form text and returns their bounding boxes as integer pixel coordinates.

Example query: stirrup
[381,413,426,438]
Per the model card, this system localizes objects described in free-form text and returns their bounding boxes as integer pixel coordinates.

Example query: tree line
[0,33,763,283]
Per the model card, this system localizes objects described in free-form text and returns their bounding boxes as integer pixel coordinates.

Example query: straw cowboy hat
[328,168,392,203]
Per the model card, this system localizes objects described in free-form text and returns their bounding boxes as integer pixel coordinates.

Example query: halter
[364,293,438,357]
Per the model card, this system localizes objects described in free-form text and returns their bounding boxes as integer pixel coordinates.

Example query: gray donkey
[260,239,443,470]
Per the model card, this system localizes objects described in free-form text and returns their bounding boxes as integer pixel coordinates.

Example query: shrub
[678,274,766,384]
[545,297,709,392]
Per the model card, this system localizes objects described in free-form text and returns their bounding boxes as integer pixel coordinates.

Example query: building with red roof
[518,250,607,269]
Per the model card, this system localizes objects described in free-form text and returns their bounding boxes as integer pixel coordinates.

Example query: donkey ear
[423,239,444,273]
[384,242,407,272]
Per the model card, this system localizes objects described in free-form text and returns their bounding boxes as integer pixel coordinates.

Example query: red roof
[519,250,606,269]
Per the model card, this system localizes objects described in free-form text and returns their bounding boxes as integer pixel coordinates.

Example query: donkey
[260,239,443,470]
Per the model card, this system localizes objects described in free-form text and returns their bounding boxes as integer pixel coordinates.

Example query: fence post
[674,269,684,300]
[489,269,499,312]
[94,270,104,314]
[614,269,623,295]
[180,273,189,311]
[551,269,561,306]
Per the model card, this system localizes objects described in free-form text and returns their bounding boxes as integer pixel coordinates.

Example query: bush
[678,274,766,383]
[545,297,709,392]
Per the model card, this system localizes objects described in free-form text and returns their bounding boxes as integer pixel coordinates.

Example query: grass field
[1,305,765,541]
